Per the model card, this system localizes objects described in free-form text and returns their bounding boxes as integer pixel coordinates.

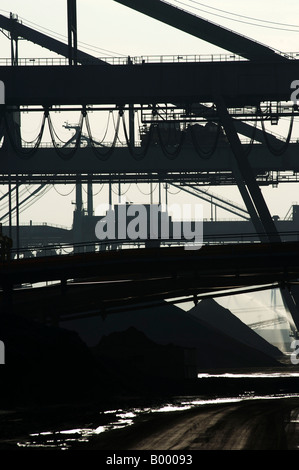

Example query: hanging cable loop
[111,182,131,195]
[4,109,46,159]
[156,122,185,160]
[85,110,120,160]
[189,120,221,159]
[243,114,258,156]
[98,111,112,145]
[47,109,84,160]
[121,113,154,160]
[136,181,158,196]
[258,105,294,156]
[53,184,76,196]
[82,182,104,196]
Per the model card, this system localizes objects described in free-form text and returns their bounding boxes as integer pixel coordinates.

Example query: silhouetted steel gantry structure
[1,0,299,330]
[0,0,298,241]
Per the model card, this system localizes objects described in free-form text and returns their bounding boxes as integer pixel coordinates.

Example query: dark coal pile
[92,326,198,395]
[188,298,283,359]
[64,300,283,372]
[0,298,285,409]
[0,313,113,408]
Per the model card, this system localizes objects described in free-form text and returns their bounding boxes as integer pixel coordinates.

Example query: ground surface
[83,398,299,451]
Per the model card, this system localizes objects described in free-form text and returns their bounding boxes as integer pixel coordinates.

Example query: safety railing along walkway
[0,52,298,67]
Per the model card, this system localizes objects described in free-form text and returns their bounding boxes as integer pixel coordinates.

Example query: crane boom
[114,0,288,62]
[0,13,108,65]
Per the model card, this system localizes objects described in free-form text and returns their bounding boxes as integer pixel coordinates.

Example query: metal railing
[9,228,299,260]
[0,50,297,68]
[2,51,299,68]
[0,54,248,66]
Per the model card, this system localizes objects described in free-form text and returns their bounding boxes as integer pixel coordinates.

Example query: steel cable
[156,123,185,159]
[189,121,221,159]
[85,111,120,160]
[47,111,83,160]
[258,106,294,156]
[121,113,154,160]
[4,110,46,159]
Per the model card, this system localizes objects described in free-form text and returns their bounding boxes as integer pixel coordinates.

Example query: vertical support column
[10,13,18,67]
[129,105,135,148]
[165,183,168,207]
[73,178,83,252]
[76,180,82,213]
[87,178,95,252]
[8,177,12,240]
[150,179,153,205]
[10,35,18,67]
[8,14,22,151]
[217,97,299,336]
[16,176,19,259]
[109,180,112,206]
[67,0,78,66]
[127,56,135,147]
[118,181,121,203]
[87,179,93,217]
[216,98,280,243]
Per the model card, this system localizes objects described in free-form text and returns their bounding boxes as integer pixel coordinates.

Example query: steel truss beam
[114,0,288,62]
[0,13,107,65]
[1,142,299,174]
[0,60,299,107]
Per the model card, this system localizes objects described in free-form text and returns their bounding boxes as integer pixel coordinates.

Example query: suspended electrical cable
[20,113,47,145]
[136,182,158,196]
[53,184,75,197]
[95,113,111,146]
[82,183,104,196]
[166,184,182,195]
[85,111,112,147]
[189,121,221,159]
[156,123,185,159]
[0,186,29,212]
[47,111,83,160]
[15,184,51,221]
[177,0,299,29]
[0,184,48,221]
[112,111,125,147]
[121,113,154,160]
[16,185,51,215]
[0,187,13,203]
[73,40,127,57]
[111,183,131,196]
[24,184,44,196]
[51,122,73,145]
[13,13,127,57]
[258,107,294,156]
[243,113,258,157]
[171,0,299,32]
[4,111,46,158]
[85,111,120,160]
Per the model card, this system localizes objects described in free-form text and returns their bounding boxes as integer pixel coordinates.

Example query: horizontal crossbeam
[0,60,298,106]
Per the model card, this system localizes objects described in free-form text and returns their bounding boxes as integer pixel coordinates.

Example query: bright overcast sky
[0,0,299,226]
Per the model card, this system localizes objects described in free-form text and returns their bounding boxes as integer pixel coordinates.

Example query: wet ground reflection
[16,372,299,450]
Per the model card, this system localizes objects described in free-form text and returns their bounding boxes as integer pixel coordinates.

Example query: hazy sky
[0,0,299,227]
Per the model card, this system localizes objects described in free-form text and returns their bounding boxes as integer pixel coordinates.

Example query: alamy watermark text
[95,201,203,250]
